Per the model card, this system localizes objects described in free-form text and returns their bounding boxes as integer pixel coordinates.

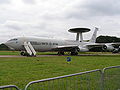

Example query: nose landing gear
[20,51,36,57]
[70,51,78,55]
[57,51,65,55]
[20,51,28,56]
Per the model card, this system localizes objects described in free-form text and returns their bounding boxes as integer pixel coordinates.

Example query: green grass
[0,51,58,55]
[0,51,20,55]
[0,51,120,89]
[0,51,114,55]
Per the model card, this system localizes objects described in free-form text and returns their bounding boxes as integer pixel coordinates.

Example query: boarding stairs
[23,42,36,56]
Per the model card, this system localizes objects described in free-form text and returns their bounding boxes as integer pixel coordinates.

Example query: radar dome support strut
[76,33,80,41]
[68,28,91,42]
[76,33,83,42]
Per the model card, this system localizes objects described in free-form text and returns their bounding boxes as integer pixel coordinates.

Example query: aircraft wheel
[112,49,119,53]
[20,52,29,56]
[58,51,64,55]
[20,52,26,56]
[71,52,78,55]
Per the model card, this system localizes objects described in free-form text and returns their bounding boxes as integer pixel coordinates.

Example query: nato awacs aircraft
[4,27,119,56]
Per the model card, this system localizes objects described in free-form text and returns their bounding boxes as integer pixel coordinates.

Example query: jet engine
[78,46,89,52]
[70,46,89,55]
[103,44,115,51]
[112,46,120,53]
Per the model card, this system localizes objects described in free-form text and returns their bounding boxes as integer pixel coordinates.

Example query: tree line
[96,35,120,43]
[90,35,120,52]
[0,44,10,51]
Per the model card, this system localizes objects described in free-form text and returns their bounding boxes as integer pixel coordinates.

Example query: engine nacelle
[103,44,115,51]
[112,46,120,53]
[78,46,89,52]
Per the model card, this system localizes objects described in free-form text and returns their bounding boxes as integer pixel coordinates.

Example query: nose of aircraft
[4,41,9,46]
[4,41,11,46]
[4,41,15,50]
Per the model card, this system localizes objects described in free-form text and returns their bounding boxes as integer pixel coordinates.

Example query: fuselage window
[46,43,48,45]
[42,42,46,45]
[52,43,58,45]
[30,41,58,46]
[53,43,58,45]
[49,43,52,45]
[9,38,18,41]
[30,41,39,45]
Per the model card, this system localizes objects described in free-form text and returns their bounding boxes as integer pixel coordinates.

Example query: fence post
[101,69,105,90]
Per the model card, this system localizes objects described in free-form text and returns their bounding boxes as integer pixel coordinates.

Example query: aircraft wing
[110,43,120,47]
[52,45,79,52]
[52,43,120,52]
[86,43,120,50]
[86,43,105,49]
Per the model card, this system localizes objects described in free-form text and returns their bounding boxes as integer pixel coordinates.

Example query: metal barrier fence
[0,66,120,90]
[0,85,20,90]
[102,66,120,90]
[25,69,102,90]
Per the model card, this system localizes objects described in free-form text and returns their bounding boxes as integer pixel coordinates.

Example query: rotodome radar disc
[68,28,90,33]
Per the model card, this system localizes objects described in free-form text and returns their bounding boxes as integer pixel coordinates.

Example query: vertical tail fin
[89,27,99,43]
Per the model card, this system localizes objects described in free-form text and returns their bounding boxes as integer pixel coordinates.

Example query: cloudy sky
[0,0,120,43]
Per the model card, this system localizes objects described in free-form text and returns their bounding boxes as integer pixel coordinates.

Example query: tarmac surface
[0,54,119,57]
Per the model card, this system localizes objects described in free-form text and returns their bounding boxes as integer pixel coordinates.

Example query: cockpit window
[9,38,18,41]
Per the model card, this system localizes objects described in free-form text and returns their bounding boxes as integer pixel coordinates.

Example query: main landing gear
[57,51,64,55]
[20,51,29,56]
[20,51,36,57]
[70,51,78,55]
[57,51,78,55]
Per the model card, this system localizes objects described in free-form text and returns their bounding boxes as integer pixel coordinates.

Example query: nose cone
[4,41,15,50]
[4,41,12,46]
[4,41,9,46]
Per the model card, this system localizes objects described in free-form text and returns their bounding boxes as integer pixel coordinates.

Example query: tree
[96,35,120,43]
[0,44,10,51]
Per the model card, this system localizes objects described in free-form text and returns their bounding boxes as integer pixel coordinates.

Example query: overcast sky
[0,0,120,43]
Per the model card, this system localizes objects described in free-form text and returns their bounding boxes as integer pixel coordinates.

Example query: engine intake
[78,46,89,52]
[103,44,115,51]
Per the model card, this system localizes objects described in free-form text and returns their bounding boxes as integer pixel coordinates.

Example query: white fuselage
[5,37,88,52]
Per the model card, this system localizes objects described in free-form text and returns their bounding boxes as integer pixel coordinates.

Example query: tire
[71,52,78,55]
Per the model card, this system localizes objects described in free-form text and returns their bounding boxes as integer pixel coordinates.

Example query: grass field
[0,51,114,55]
[0,51,120,89]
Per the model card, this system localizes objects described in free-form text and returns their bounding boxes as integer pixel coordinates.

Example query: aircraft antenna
[68,28,90,42]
